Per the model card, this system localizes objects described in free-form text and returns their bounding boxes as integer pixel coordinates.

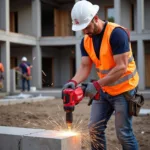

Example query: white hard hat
[22,57,27,61]
[71,0,99,31]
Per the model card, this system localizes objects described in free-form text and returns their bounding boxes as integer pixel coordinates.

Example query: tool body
[62,84,100,129]
[62,86,85,129]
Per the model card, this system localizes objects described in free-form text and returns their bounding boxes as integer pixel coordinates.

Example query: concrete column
[75,32,82,70]
[0,0,9,32]
[32,0,42,89]
[137,0,144,33]
[1,41,10,92]
[32,0,41,37]
[114,0,121,24]
[74,0,82,70]
[75,43,81,70]
[75,31,82,70]
[32,45,42,89]
[10,69,16,93]
[137,39,145,90]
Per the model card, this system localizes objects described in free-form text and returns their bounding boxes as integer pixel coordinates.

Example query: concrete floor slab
[0,126,81,150]
[0,96,55,106]
[22,130,81,150]
[140,108,150,115]
[12,89,150,99]
[0,126,44,135]
[0,100,9,105]
[0,126,44,150]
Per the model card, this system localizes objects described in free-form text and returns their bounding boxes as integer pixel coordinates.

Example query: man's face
[82,19,98,37]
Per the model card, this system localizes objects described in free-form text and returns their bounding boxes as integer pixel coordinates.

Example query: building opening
[70,57,76,78]
[42,57,53,87]
[41,1,74,36]
[10,12,18,33]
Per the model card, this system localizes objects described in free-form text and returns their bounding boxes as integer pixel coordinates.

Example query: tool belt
[124,90,144,116]
[0,81,3,89]
[22,74,32,80]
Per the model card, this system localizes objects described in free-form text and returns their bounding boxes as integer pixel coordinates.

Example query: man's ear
[93,15,99,22]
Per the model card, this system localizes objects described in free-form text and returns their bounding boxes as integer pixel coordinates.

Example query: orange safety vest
[84,22,139,96]
[0,63,4,72]
[23,63,31,76]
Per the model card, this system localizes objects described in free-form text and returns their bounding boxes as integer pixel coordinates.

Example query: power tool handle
[88,92,100,106]
[88,98,93,106]
[81,83,87,94]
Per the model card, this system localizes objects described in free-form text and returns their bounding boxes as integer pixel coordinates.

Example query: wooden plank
[60,10,65,36]
[10,12,15,32]
[63,10,73,36]
[145,54,150,87]
[54,9,73,36]
[64,11,70,36]
[54,9,60,36]
[67,11,73,36]
[10,57,16,69]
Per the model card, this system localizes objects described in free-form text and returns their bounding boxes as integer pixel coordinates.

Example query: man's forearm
[72,65,92,84]
[98,67,126,86]
[15,67,20,70]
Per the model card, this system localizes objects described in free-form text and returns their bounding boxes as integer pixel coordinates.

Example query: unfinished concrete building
[0,0,150,93]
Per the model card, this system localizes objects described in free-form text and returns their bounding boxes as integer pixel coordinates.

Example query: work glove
[62,80,77,90]
[85,81,101,99]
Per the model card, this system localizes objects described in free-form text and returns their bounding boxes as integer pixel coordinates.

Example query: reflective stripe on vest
[108,68,137,86]
[96,55,134,74]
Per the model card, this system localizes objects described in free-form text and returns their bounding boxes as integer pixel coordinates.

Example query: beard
[87,23,98,37]
[87,33,93,37]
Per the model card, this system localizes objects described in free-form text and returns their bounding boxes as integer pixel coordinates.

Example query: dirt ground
[0,98,150,150]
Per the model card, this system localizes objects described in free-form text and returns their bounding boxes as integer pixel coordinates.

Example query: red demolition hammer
[62,84,100,130]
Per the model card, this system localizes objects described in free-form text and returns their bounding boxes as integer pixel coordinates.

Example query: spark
[67,125,72,131]
[48,111,105,150]
[60,130,78,137]
[23,104,106,150]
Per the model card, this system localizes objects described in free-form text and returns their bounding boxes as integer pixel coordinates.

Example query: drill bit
[67,122,72,131]
[66,112,73,130]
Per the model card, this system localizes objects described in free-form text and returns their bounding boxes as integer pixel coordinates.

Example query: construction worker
[15,57,32,92]
[63,1,139,150]
[0,62,4,89]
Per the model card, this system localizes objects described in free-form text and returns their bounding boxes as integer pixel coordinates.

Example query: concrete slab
[139,108,150,116]
[140,90,150,99]
[0,92,8,98]
[11,89,62,98]
[0,96,55,106]
[0,126,45,135]
[22,130,81,150]
[0,126,44,150]
[4,93,33,99]
[0,126,81,150]
[11,89,150,99]
[0,100,9,105]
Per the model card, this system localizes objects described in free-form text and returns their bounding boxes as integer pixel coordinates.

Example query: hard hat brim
[72,5,99,31]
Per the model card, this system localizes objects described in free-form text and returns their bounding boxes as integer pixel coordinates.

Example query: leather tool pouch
[124,90,144,116]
